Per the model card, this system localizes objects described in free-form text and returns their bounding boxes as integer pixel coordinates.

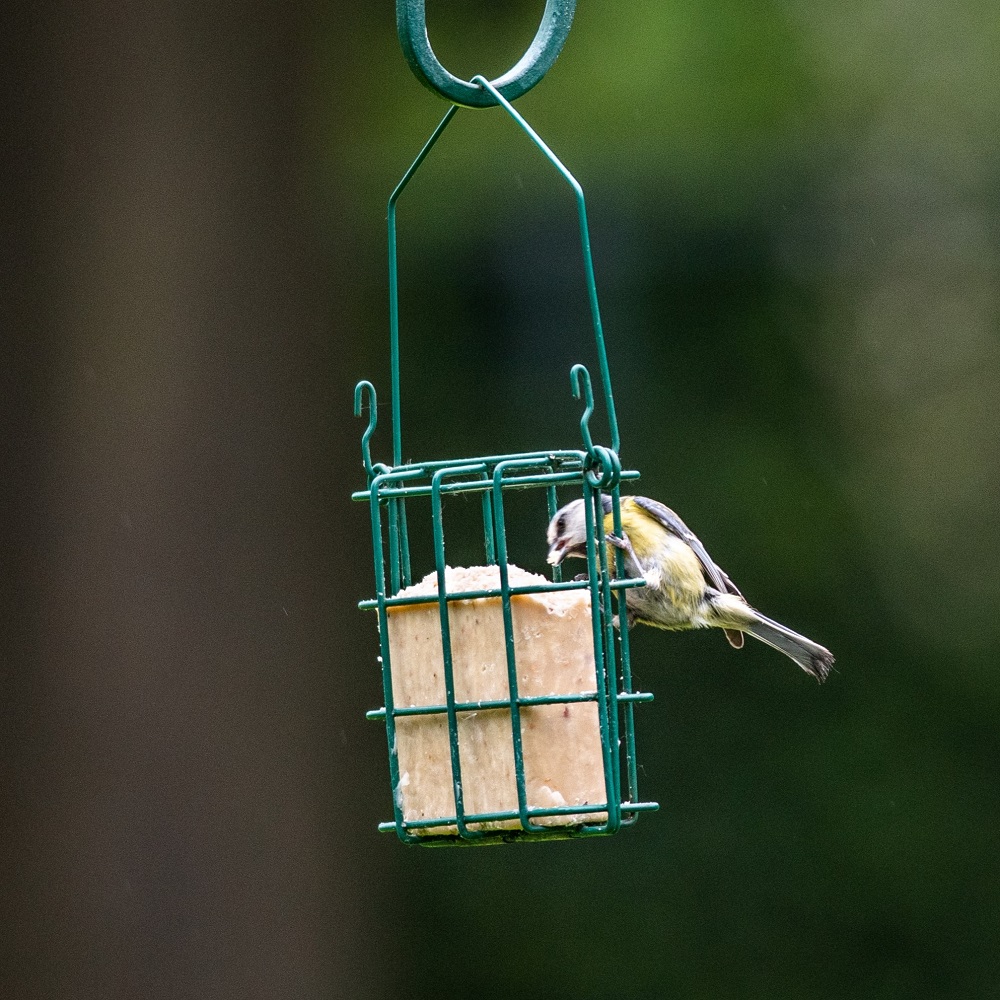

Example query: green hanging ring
[396,0,576,108]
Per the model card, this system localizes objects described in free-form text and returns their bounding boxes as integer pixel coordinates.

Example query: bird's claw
[606,531,638,565]
[610,610,635,631]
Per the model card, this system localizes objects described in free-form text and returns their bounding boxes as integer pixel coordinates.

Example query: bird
[546,495,834,683]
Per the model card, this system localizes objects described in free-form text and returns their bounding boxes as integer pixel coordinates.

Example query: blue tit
[546,495,834,683]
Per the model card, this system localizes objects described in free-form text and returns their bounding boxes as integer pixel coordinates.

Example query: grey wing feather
[632,496,747,649]
[631,496,743,598]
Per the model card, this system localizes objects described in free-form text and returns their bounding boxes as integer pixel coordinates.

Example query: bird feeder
[353,0,658,845]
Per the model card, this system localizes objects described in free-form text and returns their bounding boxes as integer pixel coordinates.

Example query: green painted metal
[354,454,657,846]
[396,0,576,109]
[353,13,657,845]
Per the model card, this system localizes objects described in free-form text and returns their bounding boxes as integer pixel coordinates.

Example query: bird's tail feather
[746,613,834,683]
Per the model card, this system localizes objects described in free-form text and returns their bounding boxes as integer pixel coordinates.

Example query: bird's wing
[631,496,743,599]
[631,496,747,649]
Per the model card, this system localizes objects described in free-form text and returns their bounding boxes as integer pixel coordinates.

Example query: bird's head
[546,496,612,566]
[546,499,587,565]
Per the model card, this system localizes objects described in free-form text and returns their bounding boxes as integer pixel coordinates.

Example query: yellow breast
[606,498,705,595]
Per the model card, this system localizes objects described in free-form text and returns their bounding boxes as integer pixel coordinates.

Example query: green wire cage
[352,0,658,845]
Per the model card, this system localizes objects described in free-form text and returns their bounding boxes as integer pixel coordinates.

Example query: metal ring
[396,0,576,108]
[585,446,621,491]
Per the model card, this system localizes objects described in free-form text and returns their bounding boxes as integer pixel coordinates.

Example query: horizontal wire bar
[351,468,640,502]
[378,799,660,832]
[358,577,646,610]
[365,689,654,720]
[376,449,588,473]
[379,692,598,716]
[359,472,580,499]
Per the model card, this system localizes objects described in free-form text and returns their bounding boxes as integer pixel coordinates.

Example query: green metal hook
[571,363,621,490]
[396,0,576,109]
[570,363,596,456]
[354,380,381,478]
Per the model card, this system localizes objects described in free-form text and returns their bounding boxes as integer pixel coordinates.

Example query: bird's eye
[556,516,565,533]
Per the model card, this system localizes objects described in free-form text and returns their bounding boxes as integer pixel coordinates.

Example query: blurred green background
[3,2,997,997]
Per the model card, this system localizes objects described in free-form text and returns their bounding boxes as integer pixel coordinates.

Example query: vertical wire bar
[491,462,541,832]
[430,467,489,840]
[388,499,402,594]
[546,481,563,583]
[388,105,459,468]
[470,77,621,456]
[610,492,640,818]
[481,491,496,565]
[430,470,468,838]
[594,488,622,831]
[370,475,417,842]
[398,499,412,588]
[582,480,614,833]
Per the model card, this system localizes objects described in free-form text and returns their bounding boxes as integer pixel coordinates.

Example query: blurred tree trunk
[2,3,373,997]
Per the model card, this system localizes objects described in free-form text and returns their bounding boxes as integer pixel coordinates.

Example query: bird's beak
[546,539,567,566]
